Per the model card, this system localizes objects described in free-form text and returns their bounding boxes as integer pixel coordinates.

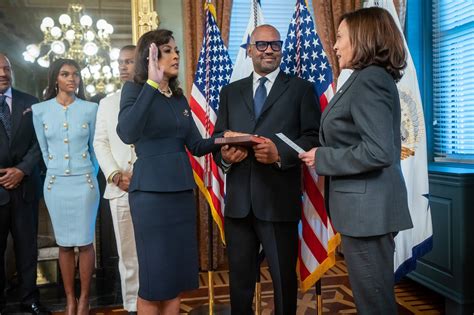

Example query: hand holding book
[218,131,251,164]
[216,131,280,165]
[215,132,266,147]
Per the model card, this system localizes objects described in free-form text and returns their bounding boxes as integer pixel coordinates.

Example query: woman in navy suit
[117,29,217,315]
[32,59,99,315]
[299,8,413,315]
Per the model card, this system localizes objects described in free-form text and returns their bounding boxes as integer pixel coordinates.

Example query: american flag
[281,0,341,291]
[188,3,232,243]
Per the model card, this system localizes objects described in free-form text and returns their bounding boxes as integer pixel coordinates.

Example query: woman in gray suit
[299,7,413,315]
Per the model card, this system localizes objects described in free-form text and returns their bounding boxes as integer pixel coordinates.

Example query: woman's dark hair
[44,58,85,100]
[340,7,407,81]
[134,29,183,96]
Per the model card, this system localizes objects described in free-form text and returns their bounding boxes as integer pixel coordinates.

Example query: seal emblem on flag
[399,89,425,160]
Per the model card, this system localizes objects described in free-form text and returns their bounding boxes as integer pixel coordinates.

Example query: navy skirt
[129,190,199,301]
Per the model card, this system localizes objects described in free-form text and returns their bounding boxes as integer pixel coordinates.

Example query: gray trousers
[341,233,397,315]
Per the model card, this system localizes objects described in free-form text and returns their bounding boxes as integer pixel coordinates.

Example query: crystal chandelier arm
[24,3,121,97]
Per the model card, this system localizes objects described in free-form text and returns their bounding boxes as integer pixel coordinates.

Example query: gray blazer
[315,65,413,237]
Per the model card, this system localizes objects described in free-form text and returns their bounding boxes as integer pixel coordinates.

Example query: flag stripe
[301,212,328,262]
[189,155,225,199]
[303,167,328,225]
[189,97,215,136]
[298,239,312,279]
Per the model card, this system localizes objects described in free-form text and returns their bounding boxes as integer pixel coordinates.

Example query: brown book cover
[214,135,266,147]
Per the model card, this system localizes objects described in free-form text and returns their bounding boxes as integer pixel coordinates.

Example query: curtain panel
[311,0,406,80]
[183,0,232,96]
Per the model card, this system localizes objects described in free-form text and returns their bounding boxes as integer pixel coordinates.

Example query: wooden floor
[62,259,445,315]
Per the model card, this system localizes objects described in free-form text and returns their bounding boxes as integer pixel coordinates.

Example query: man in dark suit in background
[213,25,321,315]
[0,53,44,314]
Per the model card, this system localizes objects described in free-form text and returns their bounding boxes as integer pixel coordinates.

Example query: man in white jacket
[94,45,138,314]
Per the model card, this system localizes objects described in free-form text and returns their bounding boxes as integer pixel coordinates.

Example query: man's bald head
[248,25,283,76]
[250,24,281,43]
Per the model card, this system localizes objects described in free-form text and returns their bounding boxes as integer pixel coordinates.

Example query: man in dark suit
[213,25,321,315]
[0,53,44,314]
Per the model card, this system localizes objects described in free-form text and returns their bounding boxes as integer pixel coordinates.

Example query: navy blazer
[117,82,217,193]
[0,88,41,205]
[213,72,320,222]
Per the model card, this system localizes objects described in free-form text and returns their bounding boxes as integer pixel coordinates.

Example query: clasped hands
[221,131,280,165]
[112,171,132,192]
[0,167,25,190]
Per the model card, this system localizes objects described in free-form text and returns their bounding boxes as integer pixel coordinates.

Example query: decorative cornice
[131,0,159,44]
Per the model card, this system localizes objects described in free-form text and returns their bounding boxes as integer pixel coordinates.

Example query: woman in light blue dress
[32,59,99,315]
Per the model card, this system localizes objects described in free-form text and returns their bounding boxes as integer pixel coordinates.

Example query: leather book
[214,135,266,147]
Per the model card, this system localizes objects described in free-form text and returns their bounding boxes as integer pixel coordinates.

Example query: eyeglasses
[251,40,283,52]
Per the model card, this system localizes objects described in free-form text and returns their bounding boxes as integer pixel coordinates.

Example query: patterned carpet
[74,258,444,315]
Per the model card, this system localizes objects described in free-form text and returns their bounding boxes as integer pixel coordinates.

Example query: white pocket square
[22,107,32,115]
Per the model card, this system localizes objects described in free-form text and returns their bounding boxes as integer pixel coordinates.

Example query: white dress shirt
[252,68,280,97]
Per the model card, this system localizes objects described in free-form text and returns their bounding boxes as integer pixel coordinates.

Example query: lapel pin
[183,109,190,117]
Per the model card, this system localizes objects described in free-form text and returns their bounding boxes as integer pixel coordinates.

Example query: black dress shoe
[21,302,51,315]
[128,312,137,315]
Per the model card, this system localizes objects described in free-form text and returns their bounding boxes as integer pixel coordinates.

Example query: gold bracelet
[107,170,121,184]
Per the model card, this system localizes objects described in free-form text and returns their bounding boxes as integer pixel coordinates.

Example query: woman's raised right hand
[148,43,164,84]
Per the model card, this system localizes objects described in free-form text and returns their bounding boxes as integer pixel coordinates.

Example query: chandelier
[23,3,121,97]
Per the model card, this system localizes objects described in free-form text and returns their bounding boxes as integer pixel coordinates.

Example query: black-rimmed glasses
[251,40,283,52]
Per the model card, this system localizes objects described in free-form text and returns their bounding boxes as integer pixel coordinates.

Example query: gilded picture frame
[131,0,160,44]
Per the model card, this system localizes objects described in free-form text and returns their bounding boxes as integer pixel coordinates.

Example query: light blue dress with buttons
[32,98,99,247]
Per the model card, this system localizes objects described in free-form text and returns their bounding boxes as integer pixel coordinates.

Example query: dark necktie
[254,77,268,118]
[0,94,11,139]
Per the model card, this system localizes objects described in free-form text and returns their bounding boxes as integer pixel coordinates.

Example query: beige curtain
[311,0,407,80]
[182,0,232,271]
[183,0,232,96]
[311,0,363,79]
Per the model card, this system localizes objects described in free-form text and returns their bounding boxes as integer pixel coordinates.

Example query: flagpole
[189,1,231,314]
[188,203,230,315]
[253,5,262,310]
[255,281,262,315]
[203,1,215,311]
[253,0,258,28]
[255,256,262,315]
[251,3,264,310]
[316,280,322,315]
[208,204,215,315]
